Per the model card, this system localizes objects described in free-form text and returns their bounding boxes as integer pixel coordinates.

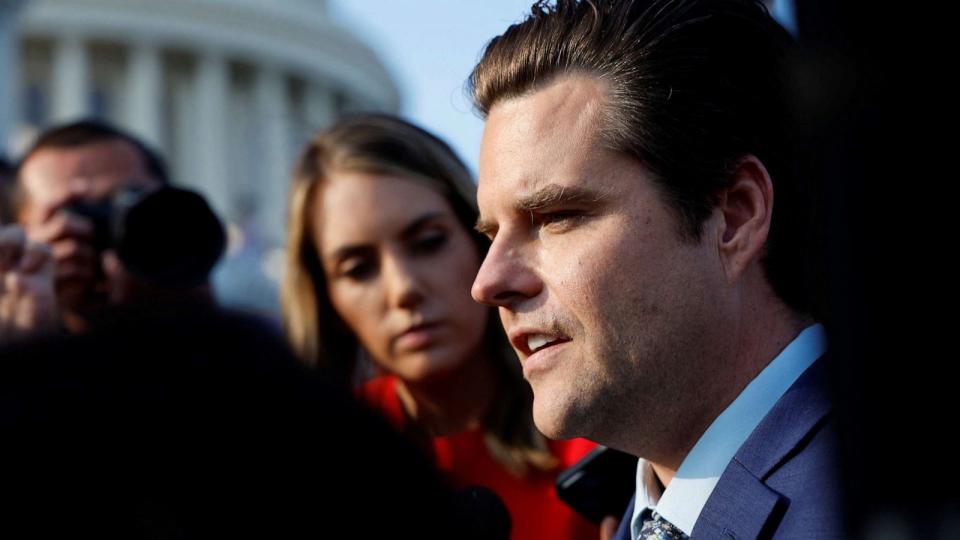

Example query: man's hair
[470,0,815,315]
[11,120,170,216]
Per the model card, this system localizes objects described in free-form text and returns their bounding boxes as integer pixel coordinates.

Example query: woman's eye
[340,258,375,280]
[412,231,448,254]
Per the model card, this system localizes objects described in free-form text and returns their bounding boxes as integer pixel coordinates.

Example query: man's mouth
[528,334,560,353]
[512,331,571,356]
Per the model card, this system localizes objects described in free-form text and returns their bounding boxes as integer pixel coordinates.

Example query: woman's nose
[383,256,425,310]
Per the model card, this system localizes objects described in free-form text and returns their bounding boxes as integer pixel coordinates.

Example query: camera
[64,186,226,289]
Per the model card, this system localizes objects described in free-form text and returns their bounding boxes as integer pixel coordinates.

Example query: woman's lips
[394,322,444,352]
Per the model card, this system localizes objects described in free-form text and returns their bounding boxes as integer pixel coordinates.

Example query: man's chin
[532,399,585,441]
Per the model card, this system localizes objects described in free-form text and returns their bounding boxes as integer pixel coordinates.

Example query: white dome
[19,0,397,109]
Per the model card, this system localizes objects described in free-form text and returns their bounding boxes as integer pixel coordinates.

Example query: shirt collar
[631,323,827,538]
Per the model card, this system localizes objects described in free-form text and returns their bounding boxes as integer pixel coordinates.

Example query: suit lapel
[613,495,636,540]
[691,355,832,539]
[691,460,785,539]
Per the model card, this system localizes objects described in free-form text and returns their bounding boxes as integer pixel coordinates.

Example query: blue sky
[329,0,534,176]
[328,0,796,177]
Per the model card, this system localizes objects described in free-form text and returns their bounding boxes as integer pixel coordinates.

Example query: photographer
[10,120,223,333]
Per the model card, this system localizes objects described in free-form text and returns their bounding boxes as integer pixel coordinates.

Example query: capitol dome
[0,0,400,313]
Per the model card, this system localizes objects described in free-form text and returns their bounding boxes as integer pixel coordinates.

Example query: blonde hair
[282,114,556,475]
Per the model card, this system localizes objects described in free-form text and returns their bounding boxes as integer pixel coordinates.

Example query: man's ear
[715,155,773,283]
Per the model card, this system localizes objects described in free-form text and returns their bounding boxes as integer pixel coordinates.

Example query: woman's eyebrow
[327,243,370,265]
[326,212,447,263]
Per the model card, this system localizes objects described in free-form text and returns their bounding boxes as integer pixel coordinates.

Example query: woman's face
[314,170,489,383]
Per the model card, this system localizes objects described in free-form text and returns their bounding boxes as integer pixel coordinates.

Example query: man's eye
[536,210,587,231]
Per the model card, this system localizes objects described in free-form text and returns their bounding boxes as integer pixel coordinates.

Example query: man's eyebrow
[474,217,496,237]
[473,184,612,236]
[516,183,612,212]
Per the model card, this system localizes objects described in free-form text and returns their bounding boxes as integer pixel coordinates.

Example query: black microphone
[452,485,511,540]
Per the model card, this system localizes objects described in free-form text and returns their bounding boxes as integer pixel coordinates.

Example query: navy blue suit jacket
[613,357,842,539]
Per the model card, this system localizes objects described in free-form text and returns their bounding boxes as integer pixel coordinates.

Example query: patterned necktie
[637,510,689,540]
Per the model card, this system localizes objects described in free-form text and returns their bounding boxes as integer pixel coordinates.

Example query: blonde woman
[282,114,597,540]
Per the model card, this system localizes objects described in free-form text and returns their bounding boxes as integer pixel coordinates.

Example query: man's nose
[471,235,541,309]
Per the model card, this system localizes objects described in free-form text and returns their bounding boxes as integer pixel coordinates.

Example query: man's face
[16,139,160,320]
[17,139,157,226]
[472,76,731,448]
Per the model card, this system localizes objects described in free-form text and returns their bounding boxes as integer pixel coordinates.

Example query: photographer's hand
[24,190,97,311]
[0,225,58,343]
